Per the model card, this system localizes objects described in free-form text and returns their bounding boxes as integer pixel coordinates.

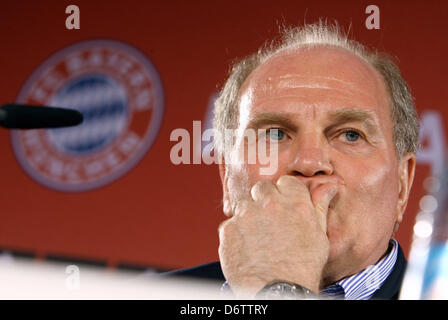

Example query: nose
[287,131,333,178]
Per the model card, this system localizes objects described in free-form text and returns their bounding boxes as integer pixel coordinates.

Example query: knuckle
[277,175,306,190]
[218,218,233,236]
[233,199,251,217]
[251,180,276,201]
[277,175,294,184]
[254,180,275,191]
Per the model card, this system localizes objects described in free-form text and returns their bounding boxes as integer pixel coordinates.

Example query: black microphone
[0,103,83,129]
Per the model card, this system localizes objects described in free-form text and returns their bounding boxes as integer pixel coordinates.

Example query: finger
[218,217,233,239]
[250,180,278,202]
[218,217,238,260]
[310,182,340,232]
[232,197,252,217]
[276,175,309,197]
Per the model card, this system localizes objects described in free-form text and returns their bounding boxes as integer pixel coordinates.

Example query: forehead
[239,46,391,123]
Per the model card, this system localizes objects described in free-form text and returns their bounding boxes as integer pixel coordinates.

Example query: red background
[0,0,446,270]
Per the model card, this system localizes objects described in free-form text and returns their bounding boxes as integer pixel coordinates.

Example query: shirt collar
[321,238,398,300]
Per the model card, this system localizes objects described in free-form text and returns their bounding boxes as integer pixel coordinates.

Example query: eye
[267,128,286,141]
[341,129,362,142]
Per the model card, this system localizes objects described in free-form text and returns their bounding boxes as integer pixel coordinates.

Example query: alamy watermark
[169,121,279,175]
[65,5,80,30]
[65,264,80,290]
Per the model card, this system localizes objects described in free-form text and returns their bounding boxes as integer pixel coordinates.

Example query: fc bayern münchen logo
[11,40,164,192]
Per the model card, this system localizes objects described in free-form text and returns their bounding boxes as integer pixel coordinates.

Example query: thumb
[310,183,339,232]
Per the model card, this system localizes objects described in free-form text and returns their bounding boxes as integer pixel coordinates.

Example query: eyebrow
[326,108,379,135]
[246,108,379,135]
[246,112,298,132]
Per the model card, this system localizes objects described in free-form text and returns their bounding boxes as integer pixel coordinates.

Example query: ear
[394,152,417,231]
[218,159,233,217]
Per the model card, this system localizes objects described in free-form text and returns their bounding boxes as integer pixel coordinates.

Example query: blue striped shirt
[321,238,398,300]
[221,238,398,300]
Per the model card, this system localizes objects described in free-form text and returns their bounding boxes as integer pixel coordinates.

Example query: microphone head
[0,104,83,129]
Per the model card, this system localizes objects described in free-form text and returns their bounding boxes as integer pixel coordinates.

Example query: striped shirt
[221,238,398,300]
[321,238,398,300]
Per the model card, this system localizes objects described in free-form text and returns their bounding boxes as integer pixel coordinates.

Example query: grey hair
[213,21,419,159]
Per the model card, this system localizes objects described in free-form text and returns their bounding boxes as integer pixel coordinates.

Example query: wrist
[255,281,318,300]
[227,276,269,298]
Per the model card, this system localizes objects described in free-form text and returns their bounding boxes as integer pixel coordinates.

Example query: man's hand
[218,175,340,297]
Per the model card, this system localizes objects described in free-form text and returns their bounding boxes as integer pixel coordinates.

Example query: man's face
[221,46,415,282]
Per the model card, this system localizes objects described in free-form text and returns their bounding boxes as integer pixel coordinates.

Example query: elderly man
[169,22,419,300]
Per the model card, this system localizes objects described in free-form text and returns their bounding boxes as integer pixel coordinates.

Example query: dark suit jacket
[164,243,407,300]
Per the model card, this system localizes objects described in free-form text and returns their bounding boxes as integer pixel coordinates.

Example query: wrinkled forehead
[239,46,390,113]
